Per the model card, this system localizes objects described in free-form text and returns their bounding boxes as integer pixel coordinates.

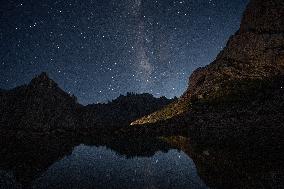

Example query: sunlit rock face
[182,0,284,101]
[132,0,284,125]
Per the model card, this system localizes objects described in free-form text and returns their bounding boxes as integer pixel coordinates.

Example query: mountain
[0,73,174,132]
[79,92,176,132]
[0,72,80,131]
[131,0,284,125]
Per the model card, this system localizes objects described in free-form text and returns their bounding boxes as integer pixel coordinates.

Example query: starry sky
[0,0,249,104]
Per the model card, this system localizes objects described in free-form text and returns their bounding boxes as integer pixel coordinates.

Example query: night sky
[0,0,249,105]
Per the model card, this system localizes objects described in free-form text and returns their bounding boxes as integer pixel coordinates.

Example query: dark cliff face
[239,0,284,33]
[132,0,284,125]
[0,72,79,130]
[0,73,174,131]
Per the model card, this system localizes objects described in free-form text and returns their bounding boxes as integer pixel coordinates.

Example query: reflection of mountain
[162,136,284,189]
[1,132,282,189]
[0,131,174,188]
[0,131,76,188]
[82,136,172,158]
[32,145,208,189]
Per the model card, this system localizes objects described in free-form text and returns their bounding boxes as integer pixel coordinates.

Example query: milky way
[129,0,154,89]
[0,0,249,104]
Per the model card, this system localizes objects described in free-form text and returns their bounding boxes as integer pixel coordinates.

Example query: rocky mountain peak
[29,72,58,89]
[183,0,284,100]
[131,0,284,125]
[239,0,284,33]
[0,72,79,130]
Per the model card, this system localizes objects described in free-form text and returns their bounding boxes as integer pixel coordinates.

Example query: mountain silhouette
[0,72,175,132]
[0,72,80,131]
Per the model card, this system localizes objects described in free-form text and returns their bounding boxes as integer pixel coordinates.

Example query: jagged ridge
[0,72,174,131]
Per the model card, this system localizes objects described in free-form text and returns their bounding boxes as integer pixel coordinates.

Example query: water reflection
[1,131,282,189]
[33,145,208,189]
[163,136,284,189]
[0,132,208,189]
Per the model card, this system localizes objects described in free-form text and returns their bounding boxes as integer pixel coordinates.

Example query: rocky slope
[131,0,284,125]
[0,73,174,132]
[80,93,175,130]
[0,72,80,131]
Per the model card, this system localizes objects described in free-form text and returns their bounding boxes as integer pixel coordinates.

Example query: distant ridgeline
[0,72,176,132]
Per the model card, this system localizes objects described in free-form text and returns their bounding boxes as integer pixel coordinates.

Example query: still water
[29,144,208,189]
[1,133,282,189]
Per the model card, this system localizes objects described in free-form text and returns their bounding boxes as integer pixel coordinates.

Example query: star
[0,0,249,104]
